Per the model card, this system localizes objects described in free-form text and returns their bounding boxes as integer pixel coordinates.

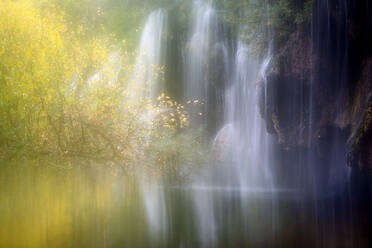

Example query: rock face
[260,0,372,168]
[349,96,372,170]
[260,25,312,148]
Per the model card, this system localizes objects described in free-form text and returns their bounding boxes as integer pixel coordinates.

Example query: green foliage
[39,0,175,48]
[215,0,314,54]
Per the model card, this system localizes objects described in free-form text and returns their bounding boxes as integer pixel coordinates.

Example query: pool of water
[0,160,370,247]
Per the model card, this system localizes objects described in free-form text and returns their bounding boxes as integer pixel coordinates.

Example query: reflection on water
[0,159,370,247]
[0,159,148,248]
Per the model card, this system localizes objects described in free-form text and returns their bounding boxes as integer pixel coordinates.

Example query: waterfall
[2,0,371,247]
[210,41,275,188]
[134,2,283,246]
[134,9,169,241]
[182,0,276,241]
[191,39,276,246]
[184,0,216,102]
[225,41,274,189]
[132,9,167,98]
[183,0,224,130]
[133,1,365,247]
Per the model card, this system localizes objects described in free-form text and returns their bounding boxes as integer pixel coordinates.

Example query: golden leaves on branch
[155,93,189,130]
[0,1,206,176]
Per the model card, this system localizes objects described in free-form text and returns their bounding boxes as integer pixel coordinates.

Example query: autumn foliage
[0,0,205,175]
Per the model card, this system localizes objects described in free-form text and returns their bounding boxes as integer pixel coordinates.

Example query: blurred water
[1,160,365,247]
[184,0,217,103]
[132,9,168,98]
[1,1,370,247]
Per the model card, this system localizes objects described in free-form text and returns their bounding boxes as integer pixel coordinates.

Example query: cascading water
[2,0,371,247]
[134,1,284,246]
[133,9,169,241]
[190,38,278,246]
[127,0,370,247]
[221,41,274,189]
[132,9,168,98]
[184,0,216,103]
[183,0,226,131]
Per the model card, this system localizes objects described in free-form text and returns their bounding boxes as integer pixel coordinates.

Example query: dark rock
[259,24,312,148]
[348,97,372,170]
[259,0,372,161]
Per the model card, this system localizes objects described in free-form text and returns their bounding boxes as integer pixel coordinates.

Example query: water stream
[1,0,370,247]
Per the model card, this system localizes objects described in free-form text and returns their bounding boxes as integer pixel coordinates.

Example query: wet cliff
[260,0,372,170]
